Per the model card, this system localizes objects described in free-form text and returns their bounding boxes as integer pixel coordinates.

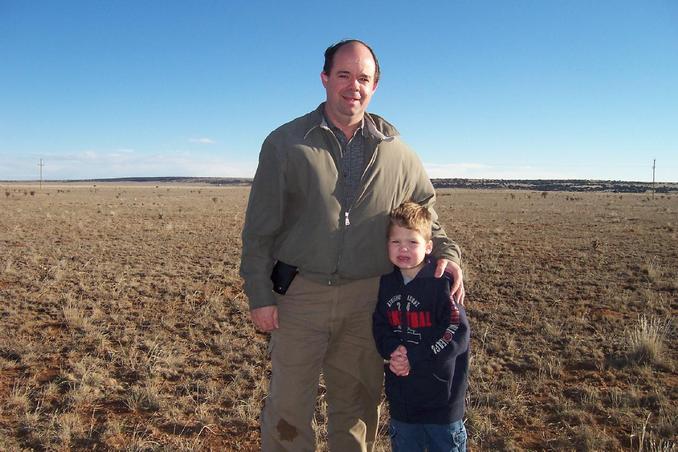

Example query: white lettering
[386,294,402,307]
[405,295,421,308]
[430,324,461,355]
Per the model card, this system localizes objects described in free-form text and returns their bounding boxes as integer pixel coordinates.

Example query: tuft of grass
[627,316,671,366]
[62,298,91,331]
[9,381,32,413]
[125,381,162,412]
[641,257,663,283]
[571,424,617,451]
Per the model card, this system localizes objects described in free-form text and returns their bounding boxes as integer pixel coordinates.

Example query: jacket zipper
[324,125,383,274]
[342,135,382,229]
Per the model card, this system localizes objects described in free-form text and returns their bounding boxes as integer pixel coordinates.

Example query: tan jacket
[240,104,460,309]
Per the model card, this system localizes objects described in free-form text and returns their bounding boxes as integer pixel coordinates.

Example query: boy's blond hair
[388,201,433,241]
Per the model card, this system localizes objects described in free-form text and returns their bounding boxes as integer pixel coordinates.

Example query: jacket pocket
[384,368,399,403]
[406,365,451,409]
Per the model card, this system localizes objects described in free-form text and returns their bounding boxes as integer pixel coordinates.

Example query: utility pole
[652,159,656,199]
[38,158,44,190]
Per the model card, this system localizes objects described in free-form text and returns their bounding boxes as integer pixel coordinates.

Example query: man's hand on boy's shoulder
[435,259,465,305]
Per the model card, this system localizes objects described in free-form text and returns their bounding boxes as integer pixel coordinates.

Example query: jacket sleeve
[407,151,461,265]
[239,134,286,310]
[429,206,461,265]
[372,278,403,360]
[406,279,469,368]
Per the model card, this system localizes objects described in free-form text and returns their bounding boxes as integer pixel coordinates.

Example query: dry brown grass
[0,183,676,450]
[627,315,672,367]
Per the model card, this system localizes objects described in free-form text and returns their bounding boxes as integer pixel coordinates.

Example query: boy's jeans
[389,419,467,452]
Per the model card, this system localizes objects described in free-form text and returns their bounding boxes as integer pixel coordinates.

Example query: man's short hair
[389,201,432,241]
[323,39,381,83]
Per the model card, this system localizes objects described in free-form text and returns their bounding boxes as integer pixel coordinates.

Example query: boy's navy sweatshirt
[373,260,470,424]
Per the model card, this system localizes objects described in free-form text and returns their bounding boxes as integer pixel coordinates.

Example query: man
[240,39,464,452]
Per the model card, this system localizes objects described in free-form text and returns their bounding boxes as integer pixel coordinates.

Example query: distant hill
[62,176,253,186]
[6,176,677,193]
[430,178,678,193]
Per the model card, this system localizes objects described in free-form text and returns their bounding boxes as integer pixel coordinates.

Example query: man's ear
[320,71,329,88]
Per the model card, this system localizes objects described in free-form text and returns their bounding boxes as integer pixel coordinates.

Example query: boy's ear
[425,240,433,255]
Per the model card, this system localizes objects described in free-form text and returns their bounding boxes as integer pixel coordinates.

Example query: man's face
[321,42,378,127]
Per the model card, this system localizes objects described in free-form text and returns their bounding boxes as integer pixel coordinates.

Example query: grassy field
[0,183,676,451]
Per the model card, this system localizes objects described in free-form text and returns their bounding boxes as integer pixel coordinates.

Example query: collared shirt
[323,116,367,210]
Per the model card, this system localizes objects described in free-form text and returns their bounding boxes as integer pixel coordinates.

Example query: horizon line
[1,176,677,184]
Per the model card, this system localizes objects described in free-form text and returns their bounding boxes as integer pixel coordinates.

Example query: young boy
[373,201,470,452]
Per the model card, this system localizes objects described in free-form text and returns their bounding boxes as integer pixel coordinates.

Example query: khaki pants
[261,276,384,452]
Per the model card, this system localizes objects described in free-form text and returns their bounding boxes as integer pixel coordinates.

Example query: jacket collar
[393,258,437,283]
[304,102,395,142]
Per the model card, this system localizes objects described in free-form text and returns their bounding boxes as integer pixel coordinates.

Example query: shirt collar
[304,102,392,142]
[323,114,366,141]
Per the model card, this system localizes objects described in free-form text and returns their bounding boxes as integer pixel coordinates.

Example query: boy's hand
[389,360,410,376]
[389,345,410,376]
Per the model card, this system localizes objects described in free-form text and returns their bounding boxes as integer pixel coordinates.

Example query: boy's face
[388,225,433,279]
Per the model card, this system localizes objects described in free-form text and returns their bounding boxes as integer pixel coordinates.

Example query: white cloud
[424,162,588,180]
[0,149,258,180]
[189,138,216,145]
[2,151,670,182]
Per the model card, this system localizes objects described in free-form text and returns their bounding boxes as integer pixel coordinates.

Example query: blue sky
[1,0,677,182]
